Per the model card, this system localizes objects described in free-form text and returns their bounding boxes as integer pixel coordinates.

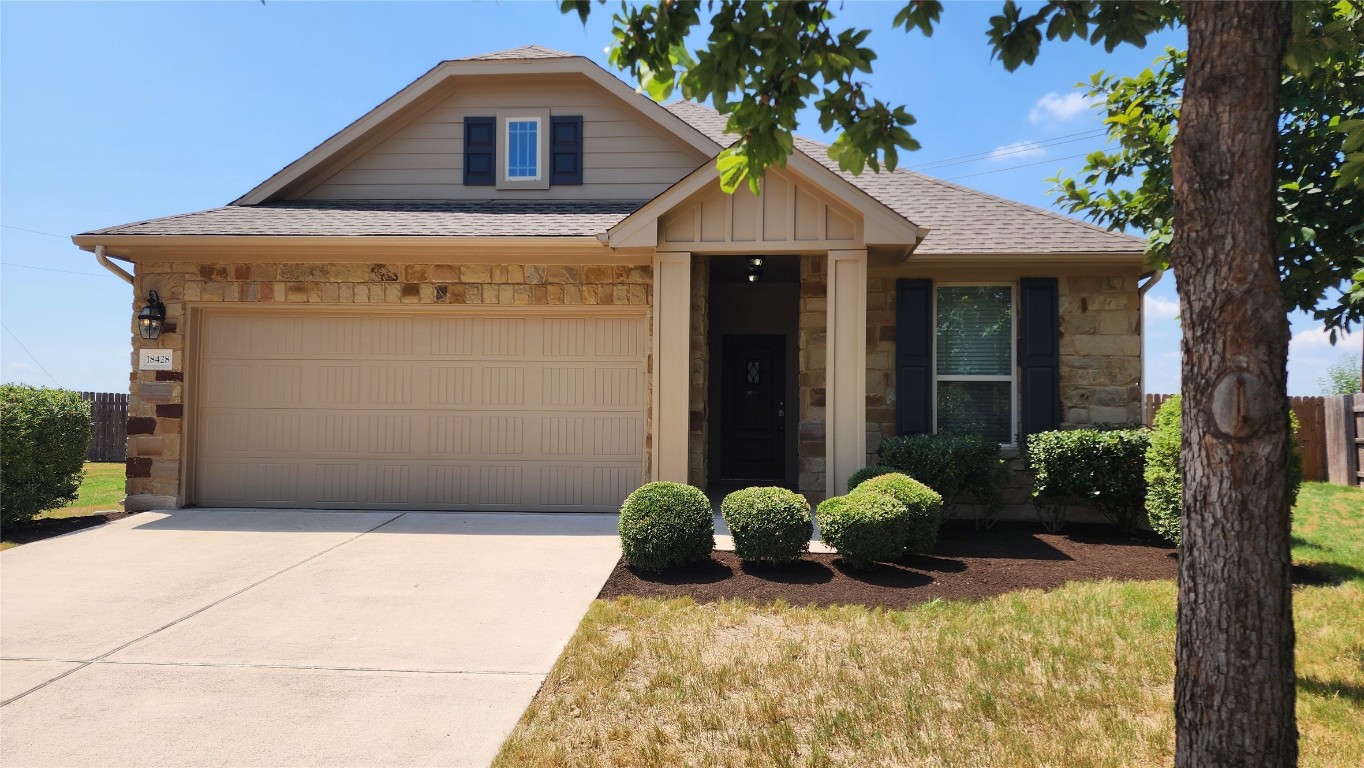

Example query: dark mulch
[2,511,138,547]
[599,520,1180,609]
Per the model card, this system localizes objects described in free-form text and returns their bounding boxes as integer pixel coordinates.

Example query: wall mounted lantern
[138,290,165,340]
[746,256,764,283]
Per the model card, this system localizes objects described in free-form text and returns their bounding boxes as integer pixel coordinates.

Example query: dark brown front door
[720,334,786,480]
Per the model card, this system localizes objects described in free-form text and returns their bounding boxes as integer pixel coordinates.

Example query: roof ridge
[456,44,578,61]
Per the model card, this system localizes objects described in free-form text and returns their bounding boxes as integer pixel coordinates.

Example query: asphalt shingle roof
[81,200,642,238]
[458,45,577,61]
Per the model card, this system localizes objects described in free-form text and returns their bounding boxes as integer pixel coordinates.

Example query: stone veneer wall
[125,261,653,508]
[797,254,828,500]
[687,256,709,488]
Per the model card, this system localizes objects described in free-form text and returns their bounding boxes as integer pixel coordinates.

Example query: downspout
[1137,268,1166,411]
[94,245,134,285]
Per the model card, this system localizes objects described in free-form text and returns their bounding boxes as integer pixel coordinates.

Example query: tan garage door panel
[194,310,646,511]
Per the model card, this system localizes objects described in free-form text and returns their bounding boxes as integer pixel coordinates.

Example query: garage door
[194,309,647,512]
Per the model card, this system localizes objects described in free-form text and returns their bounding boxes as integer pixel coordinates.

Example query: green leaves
[986,2,1179,72]
[1049,13,1364,335]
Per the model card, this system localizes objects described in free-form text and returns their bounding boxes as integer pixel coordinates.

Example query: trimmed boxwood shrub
[1146,395,1304,545]
[619,481,714,571]
[853,473,943,554]
[847,464,895,492]
[816,491,910,569]
[874,433,1008,524]
[1,385,91,528]
[1025,427,1149,533]
[720,486,812,565]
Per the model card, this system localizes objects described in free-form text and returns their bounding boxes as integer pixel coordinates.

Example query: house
[73,45,1148,514]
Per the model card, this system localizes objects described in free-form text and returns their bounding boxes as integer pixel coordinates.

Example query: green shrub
[853,473,943,554]
[1,385,91,528]
[1025,427,1150,533]
[817,491,910,569]
[1145,397,1183,544]
[619,481,714,570]
[1145,395,1304,545]
[847,464,896,492]
[720,486,812,565]
[875,433,1009,524]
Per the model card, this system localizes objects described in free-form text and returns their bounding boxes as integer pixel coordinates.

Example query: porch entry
[707,255,800,489]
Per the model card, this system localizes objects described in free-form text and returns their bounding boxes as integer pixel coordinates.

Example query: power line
[911,132,1108,171]
[908,128,1107,170]
[0,224,66,239]
[944,151,1096,181]
[1,321,61,387]
[1,262,109,278]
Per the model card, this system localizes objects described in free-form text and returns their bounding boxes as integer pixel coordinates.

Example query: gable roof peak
[457,44,578,61]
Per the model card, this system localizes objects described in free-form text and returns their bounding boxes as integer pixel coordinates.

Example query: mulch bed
[599,520,1181,609]
[3,511,138,547]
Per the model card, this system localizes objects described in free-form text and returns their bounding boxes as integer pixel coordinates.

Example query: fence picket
[79,391,128,462]
[1145,393,1333,484]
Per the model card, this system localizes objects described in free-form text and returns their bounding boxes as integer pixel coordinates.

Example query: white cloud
[1290,324,1356,352]
[1145,295,1180,320]
[987,140,1046,161]
[1029,91,1097,123]
[8,362,32,370]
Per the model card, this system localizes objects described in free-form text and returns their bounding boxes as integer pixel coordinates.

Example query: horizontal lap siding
[299,82,709,201]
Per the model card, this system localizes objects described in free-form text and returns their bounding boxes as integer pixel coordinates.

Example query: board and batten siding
[297,80,710,201]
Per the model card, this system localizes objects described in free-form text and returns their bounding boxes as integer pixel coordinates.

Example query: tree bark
[1171,3,1297,766]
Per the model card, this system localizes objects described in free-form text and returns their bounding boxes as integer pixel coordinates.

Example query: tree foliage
[1051,1,1364,334]
[1319,352,1364,394]
[561,0,1181,191]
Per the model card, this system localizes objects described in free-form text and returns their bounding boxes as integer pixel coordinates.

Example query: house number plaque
[139,349,173,371]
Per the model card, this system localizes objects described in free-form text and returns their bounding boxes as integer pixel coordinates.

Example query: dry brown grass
[495,485,1363,768]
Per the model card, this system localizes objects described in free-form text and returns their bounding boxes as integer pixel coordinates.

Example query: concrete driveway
[0,509,621,768]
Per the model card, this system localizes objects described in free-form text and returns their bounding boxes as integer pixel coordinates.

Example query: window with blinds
[935,285,1015,444]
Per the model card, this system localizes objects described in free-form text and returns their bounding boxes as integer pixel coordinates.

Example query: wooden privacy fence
[1140,392,1331,482]
[80,392,128,462]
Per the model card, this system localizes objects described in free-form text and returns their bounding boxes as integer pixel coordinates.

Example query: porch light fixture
[138,290,165,340]
[746,256,764,284]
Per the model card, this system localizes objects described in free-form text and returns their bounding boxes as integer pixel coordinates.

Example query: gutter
[1137,268,1167,404]
[94,244,133,284]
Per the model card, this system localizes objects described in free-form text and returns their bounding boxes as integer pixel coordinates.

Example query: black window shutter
[463,116,495,186]
[549,115,583,185]
[1019,277,1061,437]
[896,278,934,435]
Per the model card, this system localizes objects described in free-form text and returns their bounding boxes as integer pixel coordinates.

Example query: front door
[720,334,786,481]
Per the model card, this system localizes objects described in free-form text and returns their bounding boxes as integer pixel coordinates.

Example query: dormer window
[464,110,582,190]
[505,118,541,180]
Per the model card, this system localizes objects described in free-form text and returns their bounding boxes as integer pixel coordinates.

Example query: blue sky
[1,0,1355,396]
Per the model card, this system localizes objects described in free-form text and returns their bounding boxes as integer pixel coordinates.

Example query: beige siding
[298,80,709,201]
[657,168,862,251]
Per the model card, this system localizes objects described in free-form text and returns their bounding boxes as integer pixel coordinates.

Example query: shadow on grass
[1292,561,1364,586]
[1299,677,1364,705]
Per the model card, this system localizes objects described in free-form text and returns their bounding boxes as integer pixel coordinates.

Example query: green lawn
[1,462,124,550]
[496,482,1364,768]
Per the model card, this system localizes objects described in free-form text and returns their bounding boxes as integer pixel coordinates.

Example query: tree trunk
[1171,3,1297,766]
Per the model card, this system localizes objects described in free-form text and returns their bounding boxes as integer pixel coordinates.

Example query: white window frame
[494,108,551,191]
[931,282,1019,447]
